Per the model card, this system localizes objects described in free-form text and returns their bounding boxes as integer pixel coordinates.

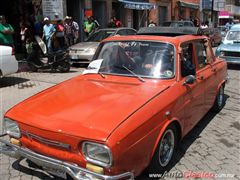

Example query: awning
[177,1,199,9]
[118,0,156,10]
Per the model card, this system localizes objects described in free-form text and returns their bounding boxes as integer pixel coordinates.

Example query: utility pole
[211,0,214,26]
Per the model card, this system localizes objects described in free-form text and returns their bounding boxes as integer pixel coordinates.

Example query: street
[0,64,240,180]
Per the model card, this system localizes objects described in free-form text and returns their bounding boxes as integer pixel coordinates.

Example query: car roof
[97,27,136,31]
[164,20,193,23]
[137,27,202,36]
[102,34,206,46]
[230,24,240,30]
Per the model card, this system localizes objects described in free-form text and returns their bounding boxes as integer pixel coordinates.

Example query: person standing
[0,15,14,47]
[64,16,76,47]
[55,20,65,49]
[42,17,56,53]
[108,17,117,28]
[20,22,31,57]
[83,17,95,38]
[72,17,79,44]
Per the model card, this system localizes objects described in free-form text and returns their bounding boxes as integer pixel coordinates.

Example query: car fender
[150,117,182,158]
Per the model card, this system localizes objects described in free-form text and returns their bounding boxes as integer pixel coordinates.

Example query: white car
[0,45,18,77]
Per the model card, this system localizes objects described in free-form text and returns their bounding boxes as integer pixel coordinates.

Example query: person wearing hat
[0,15,14,47]
[42,17,56,53]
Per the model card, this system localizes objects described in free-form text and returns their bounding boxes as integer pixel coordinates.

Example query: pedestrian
[0,15,14,47]
[83,17,95,38]
[193,18,200,27]
[42,17,56,53]
[55,19,65,49]
[91,16,100,31]
[113,16,122,28]
[64,16,76,47]
[20,22,32,57]
[71,17,79,44]
[108,17,117,28]
[148,20,157,27]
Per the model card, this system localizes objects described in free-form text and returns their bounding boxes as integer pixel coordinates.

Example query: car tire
[148,125,178,175]
[212,85,225,112]
[58,61,71,73]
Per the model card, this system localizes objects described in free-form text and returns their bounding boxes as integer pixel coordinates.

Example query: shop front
[118,0,156,29]
[173,0,200,21]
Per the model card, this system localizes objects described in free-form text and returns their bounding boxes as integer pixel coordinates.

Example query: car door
[194,39,219,112]
[179,42,205,132]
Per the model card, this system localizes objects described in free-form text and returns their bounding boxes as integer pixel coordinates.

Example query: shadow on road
[0,76,29,88]
[12,158,66,180]
[227,64,240,70]
[138,94,229,180]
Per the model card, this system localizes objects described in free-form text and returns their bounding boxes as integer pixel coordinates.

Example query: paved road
[0,65,239,180]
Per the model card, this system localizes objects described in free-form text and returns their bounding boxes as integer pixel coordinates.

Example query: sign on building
[42,0,64,20]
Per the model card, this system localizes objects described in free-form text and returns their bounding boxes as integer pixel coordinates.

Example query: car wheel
[148,125,178,174]
[58,61,71,73]
[212,85,225,112]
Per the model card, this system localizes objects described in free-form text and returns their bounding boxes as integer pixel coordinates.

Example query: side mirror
[183,75,196,85]
[82,59,103,75]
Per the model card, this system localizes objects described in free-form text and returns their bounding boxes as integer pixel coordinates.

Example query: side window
[195,41,207,69]
[180,43,196,77]
[126,29,136,35]
[117,30,126,35]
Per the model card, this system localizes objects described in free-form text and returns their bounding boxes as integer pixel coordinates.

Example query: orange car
[1,27,227,179]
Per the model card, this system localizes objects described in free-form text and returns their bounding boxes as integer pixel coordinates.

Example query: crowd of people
[0,15,104,55]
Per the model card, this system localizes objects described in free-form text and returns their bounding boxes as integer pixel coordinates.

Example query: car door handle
[198,76,204,80]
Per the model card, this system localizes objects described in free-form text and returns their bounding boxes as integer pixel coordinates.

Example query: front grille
[222,51,240,57]
[21,131,71,150]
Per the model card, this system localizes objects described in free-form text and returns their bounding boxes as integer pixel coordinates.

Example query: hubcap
[218,87,224,107]
[159,129,175,167]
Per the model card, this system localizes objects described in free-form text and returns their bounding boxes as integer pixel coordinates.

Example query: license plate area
[43,166,67,179]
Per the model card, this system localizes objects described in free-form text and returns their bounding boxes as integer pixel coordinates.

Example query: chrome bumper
[0,139,134,180]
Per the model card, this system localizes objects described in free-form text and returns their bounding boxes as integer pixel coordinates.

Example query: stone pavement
[0,66,240,180]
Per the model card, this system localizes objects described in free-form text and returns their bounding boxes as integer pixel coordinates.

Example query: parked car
[216,24,240,64]
[0,27,227,180]
[0,45,18,77]
[69,28,136,63]
[162,21,194,27]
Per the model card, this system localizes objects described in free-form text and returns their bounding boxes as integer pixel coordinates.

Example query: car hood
[69,42,99,51]
[6,75,171,141]
[218,43,240,52]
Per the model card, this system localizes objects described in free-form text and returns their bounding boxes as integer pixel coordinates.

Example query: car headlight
[85,48,96,54]
[82,142,112,167]
[3,118,21,138]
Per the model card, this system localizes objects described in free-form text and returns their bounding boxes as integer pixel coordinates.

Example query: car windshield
[96,41,175,79]
[87,30,115,42]
[226,31,240,40]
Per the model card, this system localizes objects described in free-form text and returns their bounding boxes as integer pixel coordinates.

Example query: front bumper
[0,138,134,180]
[69,52,94,61]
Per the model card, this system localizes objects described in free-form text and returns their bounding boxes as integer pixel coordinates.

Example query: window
[180,43,196,77]
[126,29,136,35]
[195,41,207,69]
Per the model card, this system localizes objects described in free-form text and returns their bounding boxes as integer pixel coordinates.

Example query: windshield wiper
[98,72,106,78]
[114,65,145,82]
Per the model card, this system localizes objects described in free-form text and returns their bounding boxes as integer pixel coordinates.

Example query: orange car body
[2,34,227,179]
